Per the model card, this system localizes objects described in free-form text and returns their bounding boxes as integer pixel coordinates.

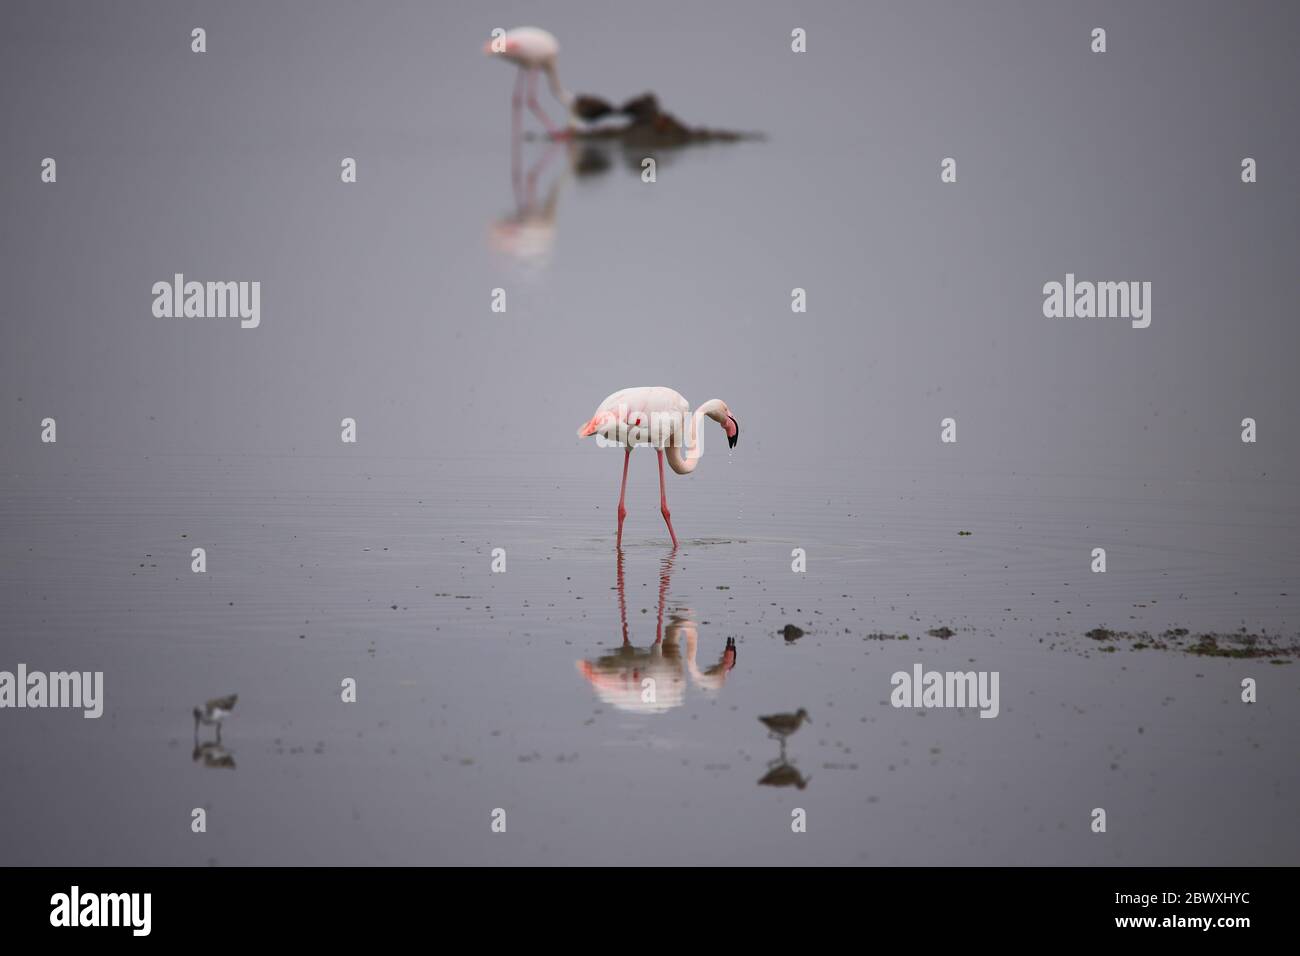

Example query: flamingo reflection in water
[488,128,573,269]
[575,549,737,714]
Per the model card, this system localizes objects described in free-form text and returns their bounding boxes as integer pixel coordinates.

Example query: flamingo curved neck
[543,61,573,108]
[666,406,710,475]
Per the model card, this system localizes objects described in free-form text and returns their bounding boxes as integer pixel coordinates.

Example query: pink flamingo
[482,27,612,140]
[577,386,740,548]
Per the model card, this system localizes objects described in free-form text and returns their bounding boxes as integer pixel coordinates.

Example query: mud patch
[1084,626,1298,661]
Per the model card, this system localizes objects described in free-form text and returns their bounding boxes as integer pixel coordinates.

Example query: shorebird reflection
[192,739,236,770]
[575,549,737,714]
[757,756,809,790]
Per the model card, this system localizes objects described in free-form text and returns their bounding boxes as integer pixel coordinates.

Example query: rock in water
[574,91,760,146]
[572,94,615,121]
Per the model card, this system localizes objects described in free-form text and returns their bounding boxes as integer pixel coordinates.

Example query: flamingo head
[707,401,739,448]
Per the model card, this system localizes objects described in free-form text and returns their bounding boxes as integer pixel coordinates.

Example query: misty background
[2,0,1297,484]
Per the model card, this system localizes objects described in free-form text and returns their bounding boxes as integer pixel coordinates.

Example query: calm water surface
[3,452,1297,865]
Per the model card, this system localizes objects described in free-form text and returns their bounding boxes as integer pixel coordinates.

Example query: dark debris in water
[568,92,761,147]
[1084,626,1297,660]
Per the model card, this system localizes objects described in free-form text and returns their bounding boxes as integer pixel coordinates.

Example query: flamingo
[576,386,739,548]
[482,27,613,140]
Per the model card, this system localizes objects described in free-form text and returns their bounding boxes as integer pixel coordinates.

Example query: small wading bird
[483,27,614,139]
[758,708,811,740]
[577,386,739,548]
[758,709,811,782]
[193,694,237,741]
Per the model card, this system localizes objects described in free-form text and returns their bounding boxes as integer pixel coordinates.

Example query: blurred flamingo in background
[483,27,613,140]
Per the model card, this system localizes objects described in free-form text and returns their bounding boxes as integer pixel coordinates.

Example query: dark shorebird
[757,708,811,739]
[193,694,237,741]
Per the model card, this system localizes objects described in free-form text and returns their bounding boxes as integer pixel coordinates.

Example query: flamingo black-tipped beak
[727,416,739,449]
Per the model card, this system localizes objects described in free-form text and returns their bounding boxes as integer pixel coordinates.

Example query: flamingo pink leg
[512,69,525,135]
[616,447,631,546]
[526,68,566,139]
[656,449,679,549]
[510,69,526,200]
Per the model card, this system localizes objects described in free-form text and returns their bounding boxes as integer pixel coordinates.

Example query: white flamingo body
[484,27,575,138]
[578,386,739,547]
[583,386,688,448]
[491,27,560,69]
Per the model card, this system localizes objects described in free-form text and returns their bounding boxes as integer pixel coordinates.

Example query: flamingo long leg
[656,449,679,549]
[525,68,564,139]
[616,447,631,547]
[511,68,526,202]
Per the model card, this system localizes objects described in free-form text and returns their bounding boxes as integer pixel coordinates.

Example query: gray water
[2,0,1299,865]
[3,453,1298,865]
